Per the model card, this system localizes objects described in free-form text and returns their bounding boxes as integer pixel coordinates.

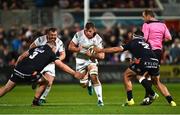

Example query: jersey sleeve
[122,42,131,51]
[57,40,65,52]
[34,36,46,46]
[51,51,59,62]
[95,34,103,48]
[71,32,79,45]
[28,47,35,54]
[164,24,171,41]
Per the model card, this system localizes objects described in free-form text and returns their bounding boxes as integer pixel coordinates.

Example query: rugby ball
[88,45,95,54]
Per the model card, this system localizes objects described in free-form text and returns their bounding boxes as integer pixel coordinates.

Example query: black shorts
[129,58,160,77]
[153,49,162,64]
[10,69,42,83]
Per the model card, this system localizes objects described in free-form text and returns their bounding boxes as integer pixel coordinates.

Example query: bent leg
[0,80,16,97]
[152,76,176,106]
[40,73,55,101]
[123,68,136,100]
[152,76,170,96]
[88,64,103,106]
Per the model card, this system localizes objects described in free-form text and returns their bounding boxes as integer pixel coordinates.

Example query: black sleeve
[122,42,131,51]
[51,51,59,62]
[28,47,36,54]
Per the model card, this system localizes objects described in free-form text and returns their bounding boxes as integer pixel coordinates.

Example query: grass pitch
[0,83,179,114]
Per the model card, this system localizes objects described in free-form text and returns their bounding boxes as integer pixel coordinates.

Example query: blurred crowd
[0,0,157,10]
[0,0,27,10]
[0,23,180,68]
[35,0,157,9]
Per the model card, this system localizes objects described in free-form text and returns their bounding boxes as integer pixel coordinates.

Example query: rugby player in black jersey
[92,32,176,107]
[0,41,83,106]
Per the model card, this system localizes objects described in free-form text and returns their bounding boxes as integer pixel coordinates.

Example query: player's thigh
[43,73,55,84]
[41,63,56,77]
[4,79,16,92]
[124,68,136,79]
[88,63,98,75]
[76,58,89,85]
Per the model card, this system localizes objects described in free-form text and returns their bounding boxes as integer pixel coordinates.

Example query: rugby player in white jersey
[30,28,65,104]
[68,22,105,106]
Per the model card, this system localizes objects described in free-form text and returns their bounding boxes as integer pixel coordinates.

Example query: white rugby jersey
[34,35,64,53]
[72,30,103,60]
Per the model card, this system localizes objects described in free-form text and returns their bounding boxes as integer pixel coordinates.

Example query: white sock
[40,86,51,100]
[93,85,103,102]
[88,80,92,87]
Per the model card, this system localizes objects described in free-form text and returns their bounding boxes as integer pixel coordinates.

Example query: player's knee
[46,77,54,86]
[80,78,88,88]
[47,81,53,86]
[89,69,98,76]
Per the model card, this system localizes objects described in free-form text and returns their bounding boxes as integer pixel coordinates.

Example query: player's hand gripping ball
[88,45,96,55]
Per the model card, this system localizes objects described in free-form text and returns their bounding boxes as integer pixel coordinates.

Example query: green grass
[0,83,179,114]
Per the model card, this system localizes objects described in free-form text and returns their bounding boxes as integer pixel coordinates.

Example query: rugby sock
[94,85,103,102]
[88,80,92,87]
[32,97,40,105]
[166,96,173,103]
[140,79,155,96]
[144,79,152,98]
[127,90,133,101]
[40,86,51,100]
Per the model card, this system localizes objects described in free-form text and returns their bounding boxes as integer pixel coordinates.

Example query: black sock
[127,90,133,101]
[141,79,155,96]
[166,96,173,103]
[33,97,39,102]
[144,80,152,98]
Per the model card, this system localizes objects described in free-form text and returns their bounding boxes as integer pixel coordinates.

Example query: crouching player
[93,33,176,106]
[0,41,83,106]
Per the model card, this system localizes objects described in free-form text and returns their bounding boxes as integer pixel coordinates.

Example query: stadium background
[0,0,180,83]
[0,0,180,114]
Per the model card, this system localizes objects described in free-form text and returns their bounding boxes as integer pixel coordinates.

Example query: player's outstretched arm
[94,46,124,54]
[15,51,29,66]
[54,60,83,79]
[85,50,105,60]
[29,42,37,49]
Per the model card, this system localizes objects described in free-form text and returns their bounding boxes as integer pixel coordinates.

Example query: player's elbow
[68,45,73,51]
[165,36,172,41]
[98,53,105,60]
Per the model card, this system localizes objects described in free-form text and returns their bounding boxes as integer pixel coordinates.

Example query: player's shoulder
[56,36,64,45]
[75,30,84,38]
[34,35,47,45]
[37,35,47,39]
[94,33,103,41]
[36,35,47,42]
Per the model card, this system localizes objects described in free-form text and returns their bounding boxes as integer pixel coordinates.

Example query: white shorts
[76,58,98,84]
[41,63,55,77]
[76,58,97,72]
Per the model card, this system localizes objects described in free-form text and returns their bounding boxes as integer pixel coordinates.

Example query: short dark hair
[46,28,57,34]
[143,9,155,17]
[85,22,95,30]
[134,29,144,36]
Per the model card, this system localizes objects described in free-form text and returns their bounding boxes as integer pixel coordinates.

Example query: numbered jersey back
[15,45,57,74]
[122,38,156,60]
